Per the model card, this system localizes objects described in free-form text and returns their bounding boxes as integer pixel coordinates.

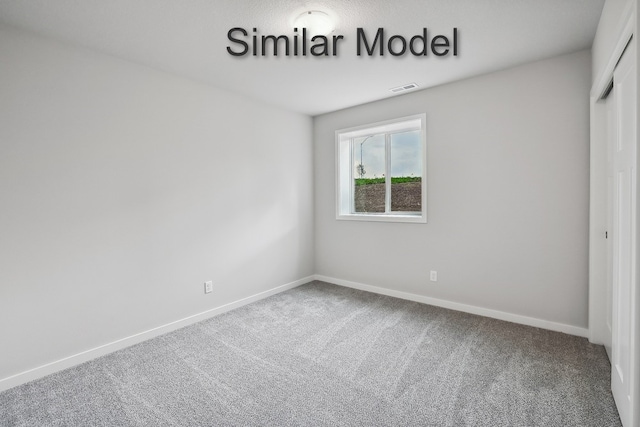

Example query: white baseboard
[0,275,313,393]
[313,274,589,338]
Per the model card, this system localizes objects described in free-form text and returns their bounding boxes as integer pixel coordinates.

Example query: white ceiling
[0,0,605,116]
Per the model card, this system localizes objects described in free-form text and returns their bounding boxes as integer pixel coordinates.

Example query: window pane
[390,130,422,212]
[353,134,385,213]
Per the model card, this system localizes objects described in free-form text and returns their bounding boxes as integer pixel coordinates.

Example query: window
[336,114,427,223]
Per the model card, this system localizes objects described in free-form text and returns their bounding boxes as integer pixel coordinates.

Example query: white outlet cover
[430,271,437,282]
[204,281,213,294]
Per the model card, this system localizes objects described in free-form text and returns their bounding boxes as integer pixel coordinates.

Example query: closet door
[610,38,637,427]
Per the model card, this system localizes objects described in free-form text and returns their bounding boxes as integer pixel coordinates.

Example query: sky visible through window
[353,130,421,178]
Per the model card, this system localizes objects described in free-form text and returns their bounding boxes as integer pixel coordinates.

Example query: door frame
[588,4,638,426]
[589,5,634,347]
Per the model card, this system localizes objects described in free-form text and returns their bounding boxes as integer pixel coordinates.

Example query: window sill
[336,213,426,224]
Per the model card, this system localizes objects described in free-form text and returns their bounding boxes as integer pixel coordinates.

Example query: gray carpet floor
[0,281,621,426]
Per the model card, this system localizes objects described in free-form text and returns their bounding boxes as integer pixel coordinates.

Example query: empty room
[0,0,638,426]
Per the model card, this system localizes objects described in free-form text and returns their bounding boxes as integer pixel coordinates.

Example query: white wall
[314,50,592,330]
[0,24,314,383]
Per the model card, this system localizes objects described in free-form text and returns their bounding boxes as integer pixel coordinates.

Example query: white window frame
[335,113,427,223]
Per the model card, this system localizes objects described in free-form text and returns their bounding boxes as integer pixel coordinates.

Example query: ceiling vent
[390,83,418,93]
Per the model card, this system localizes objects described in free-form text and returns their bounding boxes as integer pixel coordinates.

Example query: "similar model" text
[227,27,459,57]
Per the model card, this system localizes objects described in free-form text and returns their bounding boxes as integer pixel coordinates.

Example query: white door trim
[588,5,634,346]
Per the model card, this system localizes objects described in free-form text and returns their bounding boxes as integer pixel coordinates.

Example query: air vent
[390,83,418,93]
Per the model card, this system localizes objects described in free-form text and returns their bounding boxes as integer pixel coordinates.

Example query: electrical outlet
[430,271,437,282]
[204,281,213,294]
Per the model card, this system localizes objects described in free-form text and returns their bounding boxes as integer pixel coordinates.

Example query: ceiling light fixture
[293,11,334,38]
